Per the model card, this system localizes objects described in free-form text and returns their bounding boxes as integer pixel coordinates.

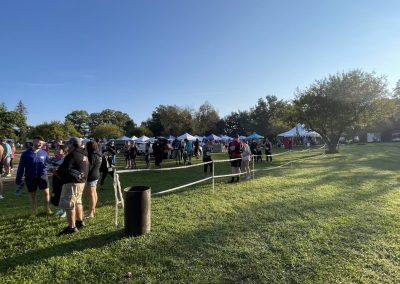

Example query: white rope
[116,161,212,174]
[153,176,213,195]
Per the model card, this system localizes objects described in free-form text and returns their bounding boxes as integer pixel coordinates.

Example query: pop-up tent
[278,124,320,138]
[118,136,132,141]
[178,133,195,141]
[206,134,220,141]
[247,132,264,139]
[131,136,138,141]
[135,135,150,143]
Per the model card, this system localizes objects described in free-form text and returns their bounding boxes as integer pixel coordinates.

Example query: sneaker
[60,211,66,218]
[0,195,4,200]
[6,173,11,177]
[54,209,65,216]
[75,220,85,229]
[58,226,78,236]
[15,184,23,196]
[45,208,53,215]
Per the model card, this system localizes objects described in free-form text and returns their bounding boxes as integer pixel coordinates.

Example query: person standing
[85,141,102,219]
[172,138,182,165]
[194,139,200,159]
[1,138,12,176]
[184,139,193,165]
[10,141,16,173]
[56,137,89,235]
[129,141,138,169]
[123,141,132,169]
[107,141,117,165]
[0,173,3,200]
[264,139,272,162]
[241,140,252,179]
[99,150,114,190]
[228,135,243,182]
[15,136,52,216]
[202,139,213,175]
[144,142,151,169]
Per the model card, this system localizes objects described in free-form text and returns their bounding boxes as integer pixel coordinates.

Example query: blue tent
[247,132,264,139]
[206,134,220,141]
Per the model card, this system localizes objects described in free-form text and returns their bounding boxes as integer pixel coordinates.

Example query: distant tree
[65,110,89,137]
[194,101,220,135]
[134,125,153,137]
[29,121,66,140]
[294,70,388,153]
[91,124,123,139]
[394,79,400,98]
[14,100,28,143]
[143,105,194,136]
[88,109,134,135]
[223,111,251,136]
[0,102,25,139]
[64,120,82,138]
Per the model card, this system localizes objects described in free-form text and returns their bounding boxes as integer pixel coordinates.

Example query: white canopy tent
[135,135,150,143]
[278,124,320,138]
[118,136,132,141]
[178,133,195,141]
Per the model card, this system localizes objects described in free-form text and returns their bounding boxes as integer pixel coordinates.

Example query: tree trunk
[326,142,338,154]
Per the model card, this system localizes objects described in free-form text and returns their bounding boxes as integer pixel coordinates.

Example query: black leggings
[100,170,114,186]
[203,157,213,173]
[265,151,272,162]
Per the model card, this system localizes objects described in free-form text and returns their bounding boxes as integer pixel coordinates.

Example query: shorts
[86,179,98,186]
[59,182,85,210]
[230,159,242,168]
[26,176,49,193]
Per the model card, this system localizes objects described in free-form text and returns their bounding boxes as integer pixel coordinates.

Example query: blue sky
[1,0,399,126]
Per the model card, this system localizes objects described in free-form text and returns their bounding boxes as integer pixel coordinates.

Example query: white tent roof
[278,124,321,138]
[131,136,138,140]
[178,133,195,141]
[135,135,150,143]
[118,136,132,141]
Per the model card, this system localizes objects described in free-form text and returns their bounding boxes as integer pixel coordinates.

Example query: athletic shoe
[58,226,78,236]
[54,209,65,216]
[15,185,23,196]
[75,220,85,229]
[60,211,66,218]
[246,176,252,180]
[6,173,11,177]
[0,195,4,200]
[45,208,53,215]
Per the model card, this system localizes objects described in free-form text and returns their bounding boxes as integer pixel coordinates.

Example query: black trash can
[124,186,151,237]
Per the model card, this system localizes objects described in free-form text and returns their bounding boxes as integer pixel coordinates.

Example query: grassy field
[1,143,400,283]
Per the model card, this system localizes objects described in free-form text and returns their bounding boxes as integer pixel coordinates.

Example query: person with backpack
[55,137,89,235]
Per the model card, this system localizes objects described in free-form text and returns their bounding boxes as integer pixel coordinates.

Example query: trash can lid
[124,186,151,192]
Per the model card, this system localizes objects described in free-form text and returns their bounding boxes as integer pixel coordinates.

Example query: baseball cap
[67,137,82,148]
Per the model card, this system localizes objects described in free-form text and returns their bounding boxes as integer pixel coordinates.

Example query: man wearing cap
[56,137,89,235]
[16,136,51,216]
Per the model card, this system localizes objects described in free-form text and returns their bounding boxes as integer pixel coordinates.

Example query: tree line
[1,70,399,153]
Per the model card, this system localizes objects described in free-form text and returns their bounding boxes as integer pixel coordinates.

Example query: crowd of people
[0,134,275,234]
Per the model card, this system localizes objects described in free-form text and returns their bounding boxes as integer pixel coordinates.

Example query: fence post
[212,161,215,194]
[252,155,255,179]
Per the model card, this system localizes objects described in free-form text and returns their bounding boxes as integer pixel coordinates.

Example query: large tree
[91,124,123,139]
[194,101,220,135]
[143,105,194,136]
[223,110,251,136]
[65,110,90,137]
[88,109,135,135]
[0,102,25,140]
[293,70,388,153]
[29,120,81,141]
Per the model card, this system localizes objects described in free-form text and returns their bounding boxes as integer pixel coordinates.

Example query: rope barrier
[113,145,327,227]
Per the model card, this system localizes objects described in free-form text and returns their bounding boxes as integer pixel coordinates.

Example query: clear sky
[1,0,399,126]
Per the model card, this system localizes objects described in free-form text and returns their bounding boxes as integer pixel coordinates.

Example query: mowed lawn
[1,143,400,283]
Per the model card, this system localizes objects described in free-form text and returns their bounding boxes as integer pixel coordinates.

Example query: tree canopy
[294,70,388,153]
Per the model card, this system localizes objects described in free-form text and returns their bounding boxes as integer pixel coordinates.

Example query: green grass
[1,143,400,283]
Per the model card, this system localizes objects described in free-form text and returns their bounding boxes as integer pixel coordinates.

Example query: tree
[14,100,28,143]
[143,105,194,136]
[0,102,25,140]
[91,124,123,139]
[223,111,251,136]
[194,102,220,135]
[29,121,67,140]
[65,110,89,137]
[293,70,388,153]
[88,109,135,135]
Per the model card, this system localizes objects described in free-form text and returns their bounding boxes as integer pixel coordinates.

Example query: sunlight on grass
[0,143,400,283]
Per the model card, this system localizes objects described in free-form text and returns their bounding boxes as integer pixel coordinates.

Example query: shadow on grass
[0,229,125,274]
